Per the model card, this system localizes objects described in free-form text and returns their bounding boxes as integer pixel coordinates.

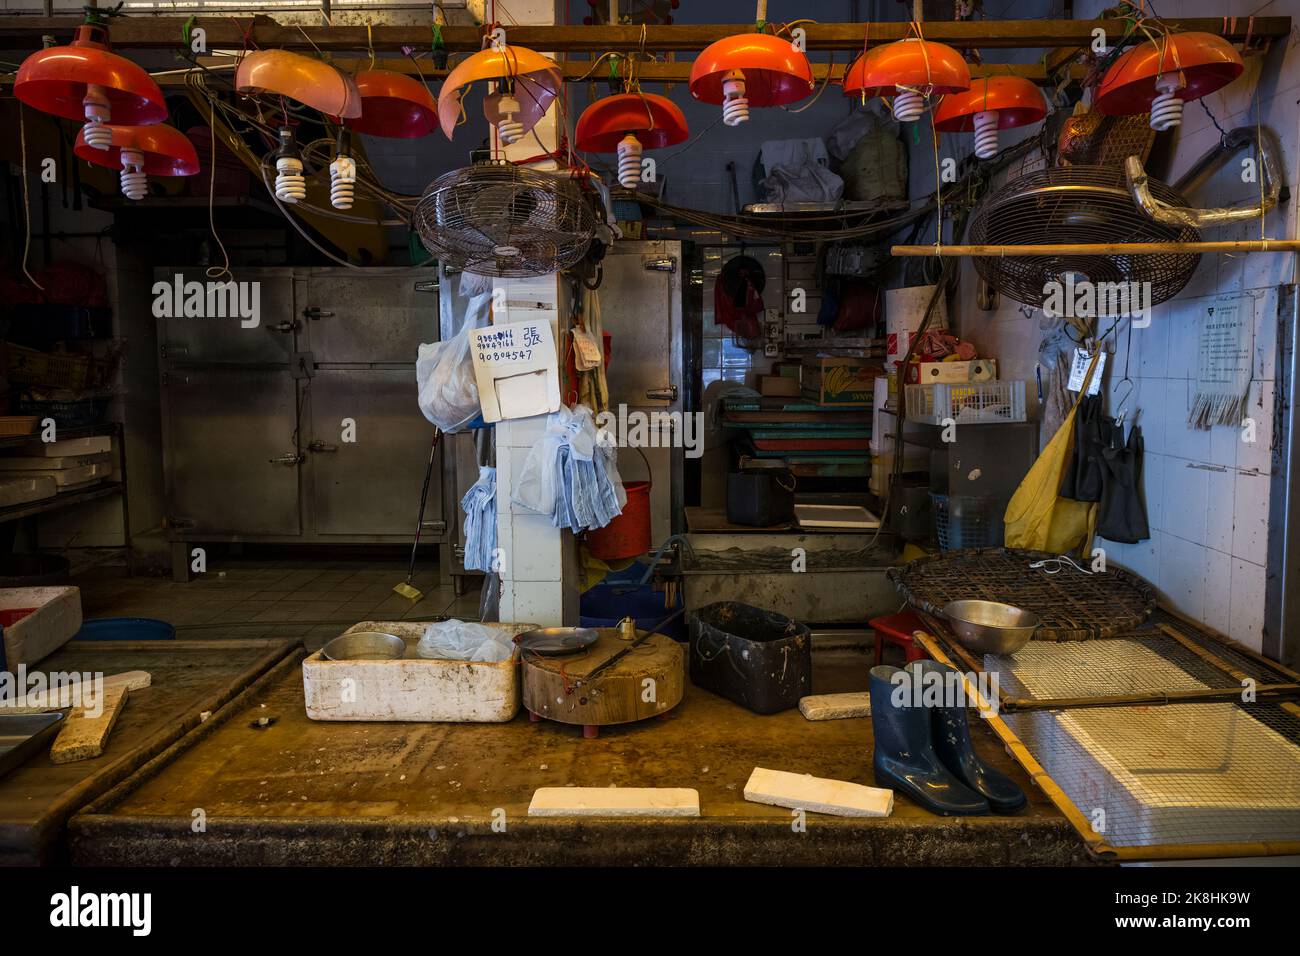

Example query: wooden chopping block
[522,630,683,728]
[528,787,700,817]
[49,685,130,764]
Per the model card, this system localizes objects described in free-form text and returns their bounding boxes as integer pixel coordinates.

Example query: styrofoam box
[993,641,1300,847]
[0,452,112,471]
[0,476,57,508]
[0,586,82,670]
[0,461,113,487]
[303,621,537,723]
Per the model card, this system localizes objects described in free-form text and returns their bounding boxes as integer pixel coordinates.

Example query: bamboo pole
[1158,623,1300,719]
[1001,683,1300,712]
[892,240,1300,257]
[912,631,1117,861]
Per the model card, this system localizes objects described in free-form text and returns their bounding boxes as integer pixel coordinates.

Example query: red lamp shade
[15,24,166,130]
[843,38,970,122]
[934,76,1046,159]
[345,69,438,138]
[1095,32,1244,131]
[74,122,199,200]
[689,34,813,125]
[576,93,689,152]
[576,93,689,188]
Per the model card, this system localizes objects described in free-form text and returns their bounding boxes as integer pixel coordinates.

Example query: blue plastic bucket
[73,618,176,641]
[580,583,685,641]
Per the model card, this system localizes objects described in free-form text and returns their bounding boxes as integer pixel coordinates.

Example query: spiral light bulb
[119,147,147,200]
[81,83,112,150]
[1148,72,1186,131]
[330,154,356,210]
[972,110,1000,159]
[496,93,525,144]
[615,134,643,189]
[721,69,749,126]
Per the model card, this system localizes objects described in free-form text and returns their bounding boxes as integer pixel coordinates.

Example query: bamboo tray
[888,547,1157,640]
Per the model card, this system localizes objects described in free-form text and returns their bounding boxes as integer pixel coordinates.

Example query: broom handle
[405,428,442,584]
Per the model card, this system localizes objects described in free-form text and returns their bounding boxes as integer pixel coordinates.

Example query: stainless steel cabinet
[160,267,445,559]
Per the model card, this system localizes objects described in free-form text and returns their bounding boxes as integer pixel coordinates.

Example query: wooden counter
[1,638,297,865]
[69,647,1092,866]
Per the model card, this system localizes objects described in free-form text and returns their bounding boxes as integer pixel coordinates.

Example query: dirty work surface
[1,639,296,865]
[70,650,1092,866]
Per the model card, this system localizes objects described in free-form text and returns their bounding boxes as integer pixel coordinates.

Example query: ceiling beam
[0,16,1287,53]
[0,57,1083,89]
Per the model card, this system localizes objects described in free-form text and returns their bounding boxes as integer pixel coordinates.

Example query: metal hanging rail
[0,16,1288,52]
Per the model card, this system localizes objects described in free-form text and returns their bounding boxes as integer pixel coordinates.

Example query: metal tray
[0,712,65,781]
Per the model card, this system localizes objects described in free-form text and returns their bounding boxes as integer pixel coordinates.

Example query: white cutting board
[793,504,881,529]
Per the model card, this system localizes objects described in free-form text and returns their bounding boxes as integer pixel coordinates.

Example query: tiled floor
[76,559,484,651]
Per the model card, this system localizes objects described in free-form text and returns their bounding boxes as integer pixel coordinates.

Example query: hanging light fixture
[73,123,198,200]
[689,33,814,127]
[271,126,307,204]
[933,76,1047,160]
[1095,32,1244,131]
[235,50,362,119]
[329,131,357,210]
[576,93,689,188]
[842,38,970,123]
[345,69,438,138]
[437,46,562,145]
[15,17,166,150]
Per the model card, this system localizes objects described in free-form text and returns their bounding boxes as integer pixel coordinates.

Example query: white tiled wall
[952,0,1300,652]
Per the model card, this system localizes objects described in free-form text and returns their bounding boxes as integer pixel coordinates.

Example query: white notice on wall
[470,320,561,423]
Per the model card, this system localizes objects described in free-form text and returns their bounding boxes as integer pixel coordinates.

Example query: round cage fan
[415,161,598,278]
[967,165,1201,311]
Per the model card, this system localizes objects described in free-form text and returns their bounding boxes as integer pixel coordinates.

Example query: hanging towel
[513,405,627,533]
[460,466,497,572]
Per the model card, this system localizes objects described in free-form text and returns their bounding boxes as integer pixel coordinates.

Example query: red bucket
[586,480,651,560]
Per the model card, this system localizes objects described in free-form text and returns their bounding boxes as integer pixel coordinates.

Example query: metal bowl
[941,600,1041,655]
[321,630,407,661]
[514,626,598,657]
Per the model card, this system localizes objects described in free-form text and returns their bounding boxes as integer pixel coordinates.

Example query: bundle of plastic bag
[460,465,496,572]
[513,405,626,532]
[416,289,490,433]
[416,619,515,662]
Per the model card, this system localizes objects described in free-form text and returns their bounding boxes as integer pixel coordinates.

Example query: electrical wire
[17,103,43,291]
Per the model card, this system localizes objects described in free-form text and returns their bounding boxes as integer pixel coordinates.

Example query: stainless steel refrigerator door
[597,241,684,544]
[156,267,298,365]
[296,267,440,364]
[305,368,441,536]
[161,367,302,535]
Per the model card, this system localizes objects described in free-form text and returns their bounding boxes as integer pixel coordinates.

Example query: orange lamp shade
[1095,32,1244,116]
[842,38,970,99]
[15,24,166,125]
[437,46,562,141]
[575,93,689,152]
[236,50,362,119]
[689,34,813,107]
[74,122,200,177]
[345,69,438,137]
[934,76,1046,131]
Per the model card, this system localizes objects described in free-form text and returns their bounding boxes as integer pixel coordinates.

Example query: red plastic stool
[870,610,929,666]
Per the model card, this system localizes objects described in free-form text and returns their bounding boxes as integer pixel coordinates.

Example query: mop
[393,428,443,602]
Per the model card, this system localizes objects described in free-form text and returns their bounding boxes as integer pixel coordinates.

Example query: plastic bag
[416,290,490,433]
[416,619,514,662]
[758,138,844,204]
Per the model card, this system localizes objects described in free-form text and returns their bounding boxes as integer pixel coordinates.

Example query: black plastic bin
[688,601,812,714]
[726,470,795,526]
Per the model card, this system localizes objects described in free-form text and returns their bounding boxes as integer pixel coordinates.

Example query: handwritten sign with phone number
[472,324,544,365]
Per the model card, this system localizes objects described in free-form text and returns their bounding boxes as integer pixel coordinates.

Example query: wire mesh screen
[414,161,597,278]
[988,635,1300,849]
[967,165,1201,310]
[889,548,1157,640]
[1057,111,1157,167]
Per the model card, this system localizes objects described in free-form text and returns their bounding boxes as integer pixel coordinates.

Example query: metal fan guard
[414,162,597,278]
[968,165,1201,311]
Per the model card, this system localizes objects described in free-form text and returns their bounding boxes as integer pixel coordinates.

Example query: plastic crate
[15,398,110,428]
[905,380,1026,425]
[931,493,1005,551]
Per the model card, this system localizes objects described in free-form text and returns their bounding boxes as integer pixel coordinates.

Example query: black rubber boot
[911,660,1027,815]
[869,664,989,816]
